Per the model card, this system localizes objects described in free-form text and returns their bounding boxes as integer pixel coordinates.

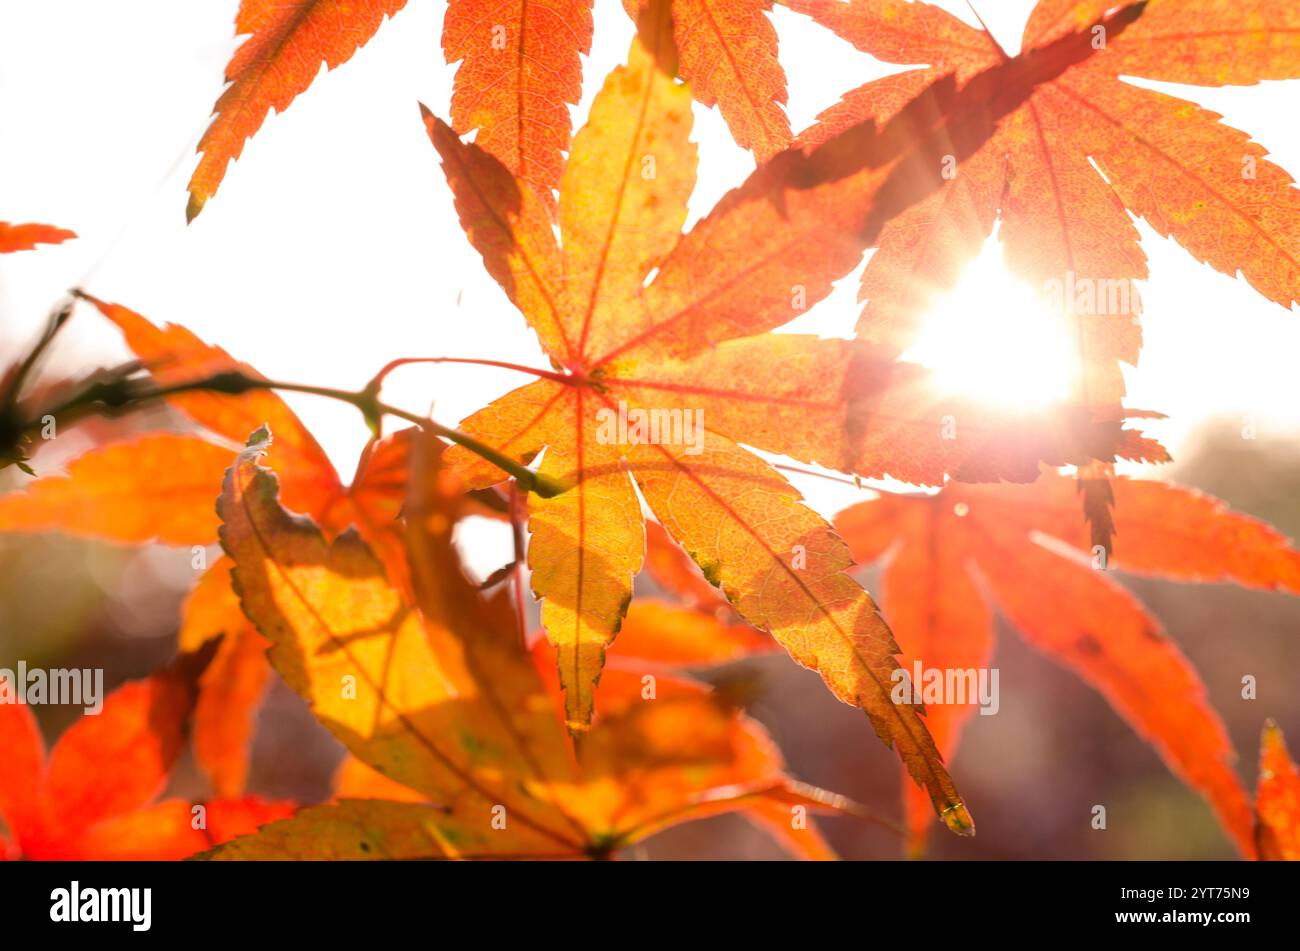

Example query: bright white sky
[3,0,1299,568]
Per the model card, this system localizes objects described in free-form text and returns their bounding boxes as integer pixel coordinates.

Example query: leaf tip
[565,717,593,737]
[417,102,446,141]
[940,799,975,837]
[186,191,206,224]
[1260,718,1286,762]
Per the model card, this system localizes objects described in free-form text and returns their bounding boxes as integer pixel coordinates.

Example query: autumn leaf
[177,562,272,799]
[611,600,778,668]
[793,0,1300,405]
[444,0,594,207]
[187,0,409,220]
[299,667,855,860]
[644,518,733,613]
[613,520,781,666]
[0,221,75,252]
[1256,720,1300,860]
[623,0,792,162]
[79,294,344,515]
[420,7,1161,832]
[0,434,235,544]
[834,471,1300,856]
[0,649,291,860]
[209,427,857,859]
[0,295,412,797]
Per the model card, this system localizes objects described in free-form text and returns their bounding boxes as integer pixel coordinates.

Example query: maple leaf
[624,0,793,162]
[0,434,236,543]
[0,650,292,860]
[0,221,75,252]
[421,3,1161,832]
[187,0,409,221]
[0,295,410,797]
[792,0,1300,405]
[612,599,778,667]
[644,518,734,613]
[318,659,853,861]
[1255,720,1300,860]
[616,521,779,666]
[209,427,858,859]
[445,0,595,207]
[833,470,1300,857]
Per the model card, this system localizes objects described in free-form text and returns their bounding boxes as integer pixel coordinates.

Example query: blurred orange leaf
[835,472,1300,856]
[0,221,75,252]
[1256,720,1300,860]
[0,651,290,860]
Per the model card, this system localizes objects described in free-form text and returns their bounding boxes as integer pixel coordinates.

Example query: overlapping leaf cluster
[2,0,1300,860]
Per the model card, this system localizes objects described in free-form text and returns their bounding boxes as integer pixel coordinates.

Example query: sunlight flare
[901,242,1081,410]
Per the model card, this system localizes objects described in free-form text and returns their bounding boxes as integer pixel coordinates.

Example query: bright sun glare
[900,240,1081,410]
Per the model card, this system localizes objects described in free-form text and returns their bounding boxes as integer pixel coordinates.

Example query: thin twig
[16,369,564,497]
[1,299,75,417]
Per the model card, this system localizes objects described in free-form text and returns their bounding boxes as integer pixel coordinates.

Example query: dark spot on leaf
[1076,634,1104,657]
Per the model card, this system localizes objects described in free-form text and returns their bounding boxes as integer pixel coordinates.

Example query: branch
[14,369,563,498]
[0,298,75,418]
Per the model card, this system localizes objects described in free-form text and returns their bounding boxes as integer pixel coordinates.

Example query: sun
[900,240,1081,410]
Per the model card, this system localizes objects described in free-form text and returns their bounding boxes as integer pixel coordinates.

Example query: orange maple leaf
[613,521,780,667]
[611,599,779,668]
[1256,720,1300,860]
[0,651,292,860]
[623,0,793,161]
[0,221,75,252]
[187,0,409,220]
[208,427,862,859]
[793,0,1300,405]
[422,1,1162,833]
[0,295,410,797]
[188,0,604,217]
[445,0,595,208]
[834,471,1300,857]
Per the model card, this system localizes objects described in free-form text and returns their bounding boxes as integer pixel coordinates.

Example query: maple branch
[14,369,563,497]
[0,298,75,419]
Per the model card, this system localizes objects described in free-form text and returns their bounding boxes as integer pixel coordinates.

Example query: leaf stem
[18,369,564,498]
[370,356,570,387]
